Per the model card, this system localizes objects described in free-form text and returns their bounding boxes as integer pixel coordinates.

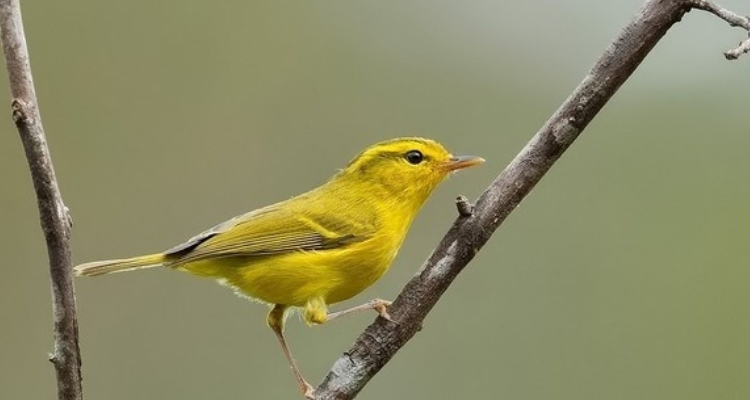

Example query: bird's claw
[302,381,316,399]
[370,298,395,323]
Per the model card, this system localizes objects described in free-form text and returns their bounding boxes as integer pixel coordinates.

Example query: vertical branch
[0,1,82,399]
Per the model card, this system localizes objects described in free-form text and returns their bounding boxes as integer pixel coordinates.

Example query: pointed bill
[443,155,485,171]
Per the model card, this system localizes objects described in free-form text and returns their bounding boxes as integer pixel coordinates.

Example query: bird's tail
[74,253,166,277]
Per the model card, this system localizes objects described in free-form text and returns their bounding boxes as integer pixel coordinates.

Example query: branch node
[724,36,750,60]
[455,196,474,217]
[65,206,73,228]
[11,98,27,123]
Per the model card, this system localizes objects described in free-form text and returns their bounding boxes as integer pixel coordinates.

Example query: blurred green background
[2,1,749,399]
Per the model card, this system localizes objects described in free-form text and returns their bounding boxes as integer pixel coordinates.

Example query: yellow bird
[75,137,483,398]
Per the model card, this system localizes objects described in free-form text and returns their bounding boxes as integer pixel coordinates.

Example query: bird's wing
[163,203,373,263]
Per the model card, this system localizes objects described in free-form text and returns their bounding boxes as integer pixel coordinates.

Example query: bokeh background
[2,1,749,399]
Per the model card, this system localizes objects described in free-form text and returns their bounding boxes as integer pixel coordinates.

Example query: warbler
[75,137,484,398]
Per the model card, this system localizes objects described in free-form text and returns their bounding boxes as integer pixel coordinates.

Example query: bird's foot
[369,298,394,322]
[302,381,316,399]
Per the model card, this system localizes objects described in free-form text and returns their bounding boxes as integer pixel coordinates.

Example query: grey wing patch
[163,229,219,257]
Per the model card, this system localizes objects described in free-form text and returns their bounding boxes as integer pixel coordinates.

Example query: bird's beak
[443,155,485,171]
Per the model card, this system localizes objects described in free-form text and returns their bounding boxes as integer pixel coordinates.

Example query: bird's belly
[181,243,397,307]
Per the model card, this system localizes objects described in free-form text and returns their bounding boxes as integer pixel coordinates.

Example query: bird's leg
[267,305,315,399]
[326,298,394,322]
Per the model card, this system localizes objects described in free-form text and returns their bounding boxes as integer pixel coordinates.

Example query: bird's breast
[322,231,403,304]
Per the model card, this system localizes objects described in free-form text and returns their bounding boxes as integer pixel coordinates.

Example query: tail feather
[75,254,166,277]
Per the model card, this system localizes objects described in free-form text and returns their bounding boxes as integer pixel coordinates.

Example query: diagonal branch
[313,0,747,399]
[0,0,82,399]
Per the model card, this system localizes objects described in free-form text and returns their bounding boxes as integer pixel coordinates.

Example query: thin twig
[690,0,750,29]
[0,1,82,399]
[724,36,750,60]
[688,0,750,59]
[314,0,747,398]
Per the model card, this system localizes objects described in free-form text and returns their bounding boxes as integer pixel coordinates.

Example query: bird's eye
[405,150,424,165]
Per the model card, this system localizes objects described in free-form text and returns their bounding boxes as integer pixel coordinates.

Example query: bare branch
[724,36,750,60]
[0,1,82,399]
[314,0,748,398]
[690,0,750,28]
[688,0,750,59]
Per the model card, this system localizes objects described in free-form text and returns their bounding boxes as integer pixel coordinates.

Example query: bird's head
[339,137,484,206]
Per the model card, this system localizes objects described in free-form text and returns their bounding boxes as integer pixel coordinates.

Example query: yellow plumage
[75,137,483,398]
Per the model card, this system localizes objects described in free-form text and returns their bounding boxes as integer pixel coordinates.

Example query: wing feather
[164,202,371,264]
